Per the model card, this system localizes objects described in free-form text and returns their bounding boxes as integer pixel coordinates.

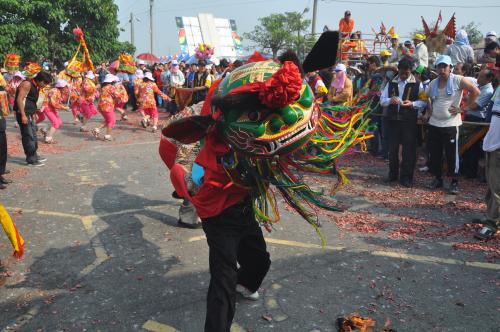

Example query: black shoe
[383,176,398,184]
[0,177,12,184]
[427,178,443,189]
[37,156,47,162]
[177,219,203,229]
[400,179,412,188]
[449,182,459,195]
[2,170,10,175]
[27,161,45,167]
[0,183,6,190]
[474,226,497,240]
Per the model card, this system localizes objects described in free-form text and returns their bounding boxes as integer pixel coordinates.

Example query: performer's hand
[21,114,28,125]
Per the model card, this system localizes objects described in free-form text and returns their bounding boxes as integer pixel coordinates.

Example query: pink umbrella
[108,60,119,74]
[137,53,160,62]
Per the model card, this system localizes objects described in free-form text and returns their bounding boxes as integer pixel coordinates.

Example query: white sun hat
[55,79,68,88]
[103,73,116,83]
[144,72,155,81]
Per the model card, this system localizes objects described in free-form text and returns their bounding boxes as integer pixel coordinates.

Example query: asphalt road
[0,111,499,332]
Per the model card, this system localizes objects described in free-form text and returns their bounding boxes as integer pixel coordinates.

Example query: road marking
[108,160,120,169]
[188,236,500,271]
[93,140,158,149]
[142,320,179,332]
[0,304,41,332]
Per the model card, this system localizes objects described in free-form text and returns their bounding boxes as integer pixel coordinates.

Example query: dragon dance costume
[160,31,375,331]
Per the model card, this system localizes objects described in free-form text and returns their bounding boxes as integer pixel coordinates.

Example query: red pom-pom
[73,27,84,41]
[258,61,302,109]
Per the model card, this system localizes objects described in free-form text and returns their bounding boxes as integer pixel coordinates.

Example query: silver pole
[312,0,318,35]
[149,0,154,54]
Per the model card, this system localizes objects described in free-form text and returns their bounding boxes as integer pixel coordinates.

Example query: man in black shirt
[14,70,52,166]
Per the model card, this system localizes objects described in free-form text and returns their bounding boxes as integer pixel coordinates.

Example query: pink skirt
[80,101,98,120]
[42,106,63,129]
[143,107,159,119]
[100,108,116,128]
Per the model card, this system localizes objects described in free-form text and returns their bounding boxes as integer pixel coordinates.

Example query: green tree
[243,12,310,59]
[461,22,482,46]
[0,0,134,67]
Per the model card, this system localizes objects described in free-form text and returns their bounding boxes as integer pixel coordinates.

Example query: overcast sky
[114,0,499,56]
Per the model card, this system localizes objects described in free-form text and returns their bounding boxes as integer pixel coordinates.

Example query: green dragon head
[212,60,319,157]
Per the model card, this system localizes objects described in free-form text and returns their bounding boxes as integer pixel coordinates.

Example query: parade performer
[114,76,129,121]
[0,204,24,258]
[93,74,118,141]
[39,79,70,143]
[159,102,204,228]
[159,31,376,331]
[138,72,170,133]
[79,71,99,132]
[66,27,95,124]
[6,71,25,108]
[133,69,144,112]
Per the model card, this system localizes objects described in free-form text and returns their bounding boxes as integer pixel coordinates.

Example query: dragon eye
[248,111,260,122]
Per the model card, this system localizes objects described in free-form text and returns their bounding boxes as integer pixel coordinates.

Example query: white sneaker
[104,135,112,141]
[236,284,259,301]
[419,166,429,172]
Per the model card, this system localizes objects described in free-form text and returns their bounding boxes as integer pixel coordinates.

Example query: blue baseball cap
[435,55,452,66]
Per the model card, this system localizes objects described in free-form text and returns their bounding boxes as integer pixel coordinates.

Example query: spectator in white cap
[423,54,479,194]
[39,79,70,144]
[137,60,147,71]
[476,31,498,64]
[166,60,185,114]
[328,63,353,104]
[445,29,475,65]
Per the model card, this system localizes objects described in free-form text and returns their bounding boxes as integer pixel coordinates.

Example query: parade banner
[175,17,189,55]
[230,19,243,56]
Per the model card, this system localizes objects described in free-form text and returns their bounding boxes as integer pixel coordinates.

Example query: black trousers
[462,115,486,178]
[0,130,6,175]
[202,199,271,332]
[15,112,39,164]
[428,124,459,180]
[387,119,417,182]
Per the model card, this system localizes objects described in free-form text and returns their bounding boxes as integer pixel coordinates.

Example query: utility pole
[130,12,135,48]
[149,0,154,54]
[312,0,318,35]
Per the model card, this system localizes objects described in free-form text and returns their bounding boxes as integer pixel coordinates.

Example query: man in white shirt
[423,55,479,194]
[475,70,500,240]
[462,69,495,178]
[412,34,428,68]
[380,58,427,187]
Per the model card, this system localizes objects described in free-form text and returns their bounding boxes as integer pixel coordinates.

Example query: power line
[155,0,281,13]
[326,0,500,8]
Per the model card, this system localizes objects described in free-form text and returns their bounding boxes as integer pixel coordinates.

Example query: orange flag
[0,204,24,258]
